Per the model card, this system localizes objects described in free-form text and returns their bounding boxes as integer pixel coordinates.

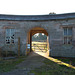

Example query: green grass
[0,56,26,72]
[57,58,75,66]
[31,42,75,75]
[31,58,75,75]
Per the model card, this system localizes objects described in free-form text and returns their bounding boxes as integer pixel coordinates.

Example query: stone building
[0,13,75,57]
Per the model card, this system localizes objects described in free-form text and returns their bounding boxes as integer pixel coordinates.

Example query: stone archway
[26,27,50,56]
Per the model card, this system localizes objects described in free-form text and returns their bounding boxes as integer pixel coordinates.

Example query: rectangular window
[6,29,15,44]
[68,27,72,35]
[63,27,72,44]
[64,28,67,36]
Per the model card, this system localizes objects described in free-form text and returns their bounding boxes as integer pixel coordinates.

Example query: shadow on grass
[55,57,75,66]
[0,56,27,73]
[30,51,75,75]
[0,51,75,75]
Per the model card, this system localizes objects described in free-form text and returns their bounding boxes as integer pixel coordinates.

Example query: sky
[0,0,75,15]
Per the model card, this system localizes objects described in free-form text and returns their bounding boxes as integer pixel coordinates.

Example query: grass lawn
[31,58,75,75]
[31,41,75,75]
[0,56,26,72]
[57,58,75,66]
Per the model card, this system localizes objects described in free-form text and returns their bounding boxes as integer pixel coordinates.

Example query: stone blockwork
[0,13,75,57]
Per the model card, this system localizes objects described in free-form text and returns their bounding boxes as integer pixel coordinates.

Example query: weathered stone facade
[0,13,75,57]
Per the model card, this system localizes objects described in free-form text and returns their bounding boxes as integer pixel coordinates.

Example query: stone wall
[0,19,75,57]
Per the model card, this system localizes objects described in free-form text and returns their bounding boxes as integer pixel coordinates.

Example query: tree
[49,12,56,15]
[32,33,47,41]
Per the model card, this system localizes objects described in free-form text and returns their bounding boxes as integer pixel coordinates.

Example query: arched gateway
[27,27,49,54]
[0,13,75,57]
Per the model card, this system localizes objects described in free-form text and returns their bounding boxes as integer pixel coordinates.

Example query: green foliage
[32,33,47,41]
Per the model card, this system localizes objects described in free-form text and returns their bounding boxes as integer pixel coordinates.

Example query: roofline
[0,12,75,21]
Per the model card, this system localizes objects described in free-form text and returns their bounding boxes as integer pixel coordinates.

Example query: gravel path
[0,51,47,75]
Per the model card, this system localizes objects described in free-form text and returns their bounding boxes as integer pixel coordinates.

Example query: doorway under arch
[26,27,50,56]
[32,33,47,52]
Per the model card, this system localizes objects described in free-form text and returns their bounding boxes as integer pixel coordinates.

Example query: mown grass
[31,58,75,75]
[57,58,75,66]
[31,42,75,75]
[0,56,26,72]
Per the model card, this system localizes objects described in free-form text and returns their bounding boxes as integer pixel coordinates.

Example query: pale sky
[0,0,75,15]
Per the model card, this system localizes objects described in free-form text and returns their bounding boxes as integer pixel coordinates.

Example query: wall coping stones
[0,13,75,21]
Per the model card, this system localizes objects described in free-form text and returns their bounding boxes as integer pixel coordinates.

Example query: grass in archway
[0,56,26,72]
[31,58,75,75]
